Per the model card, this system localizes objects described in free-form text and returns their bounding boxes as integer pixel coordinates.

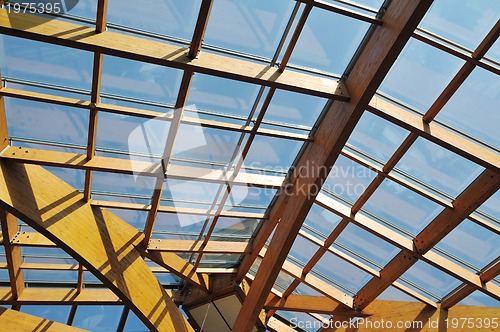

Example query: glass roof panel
[5,98,89,146]
[107,208,148,231]
[289,234,320,266]
[262,89,327,130]
[96,112,170,158]
[101,55,182,105]
[477,190,500,221]
[210,217,260,240]
[362,178,444,236]
[400,260,462,299]
[186,74,260,119]
[314,251,372,294]
[294,282,323,296]
[73,305,123,331]
[244,135,302,173]
[124,310,150,332]
[92,172,155,204]
[0,35,93,92]
[376,286,419,302]
[393,137,485,198]
[334,223,399,268]
[419,0,500,50]
[436,218,500,270]
[203,0,294,59]
[172,125,241,165]
[303,203,343,238]
[23,269,77,283]
[379,38,465,112]
[45,166,85,192]
[322,155,377,205]
[224,186,277,213]
[153,213,206,237]
[434,67,500,149]
[486,38,499,62]
[459,290,500,307]
[107,0,201,41]
[289,7,370,75]
[20,305,72,325]
[346,111,409,164]
[162,178,220,210]
[198,253,241,268]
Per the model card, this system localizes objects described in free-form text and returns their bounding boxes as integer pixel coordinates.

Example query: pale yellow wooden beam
[0,71,7,151]
[13,231,252,254]
[0,160,192,332]
[1,146,283,188]
[0,10,348,100]
[0,307,85,331]
[0,210,24,300]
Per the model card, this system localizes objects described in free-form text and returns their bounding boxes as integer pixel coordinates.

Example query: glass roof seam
[4,76,91,96]
[391,167,455,201]
[398,277,441,302]
[332,242,384,270]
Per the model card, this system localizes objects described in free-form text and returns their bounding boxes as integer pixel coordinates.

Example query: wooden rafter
[234,2,434,330]
[0,210,24,304]
[0,307,85,331]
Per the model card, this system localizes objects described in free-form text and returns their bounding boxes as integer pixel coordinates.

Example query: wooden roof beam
[0,10,348,100]
[0,307,84,331]
[234,2,433,329]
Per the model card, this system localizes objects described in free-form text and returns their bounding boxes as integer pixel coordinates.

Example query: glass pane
[335,223,399,268]
[224,186,277,213]
[172,125,241,165]
[107,208,148,230]
[0,35,93,92]
[101,55,182,105]
[436,219,500,269]
[162,178,220,210]
[21,305,71,324]
[5,98,89,146]
[419,0,500,50]
[400,260,462,299]
[124,310,149,332]
[92,172,155,203]
[379,38,465,112]
[394,137,485,198]
[486,38,499,62]
[210,217,260,240]
[347,111,409,164]
[187,74,260,119]
[108,0,201,41]
[459,290,500,307]
[376,286,419,302]
[289,234,320,265]
[314,251,372,293]
[289,7,370,75]
[478,190,500,221]
[198,253,241,268]
[294,282,323,296]
[73,305,123,331]
[24,269,77,283]
[303,204,342,238]
[154,213,206,236]
[362,179,444,236]
[204,0,294,58]
[262,89,327,129]
[322,155,377,204]
[434,67,500,149]
[45,166,85,191]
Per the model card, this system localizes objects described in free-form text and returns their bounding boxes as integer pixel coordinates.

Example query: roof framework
[0,0,498,331]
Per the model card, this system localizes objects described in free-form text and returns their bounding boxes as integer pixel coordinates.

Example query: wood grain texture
[0,307,85,331]
[0,160,192,332]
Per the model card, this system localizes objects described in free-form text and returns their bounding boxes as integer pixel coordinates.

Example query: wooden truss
[0,0,498,331]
